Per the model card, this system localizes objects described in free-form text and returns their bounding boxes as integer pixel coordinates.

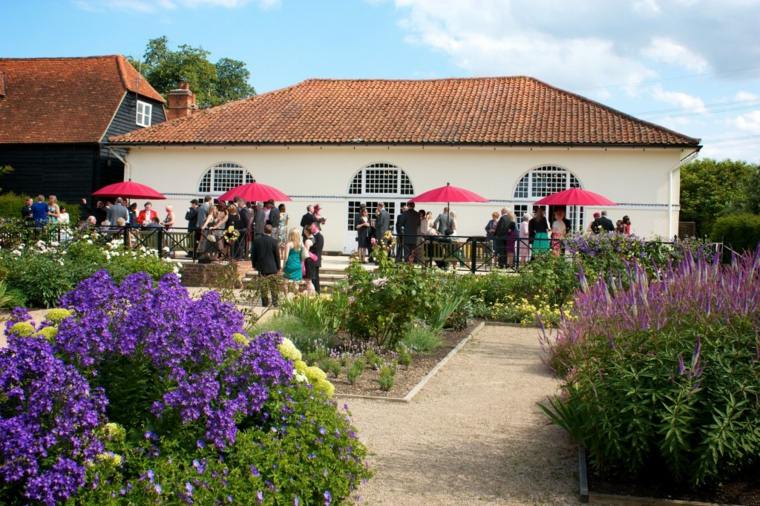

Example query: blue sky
[4,0,760,162]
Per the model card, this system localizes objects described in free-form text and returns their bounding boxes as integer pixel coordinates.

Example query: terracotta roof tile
[111,77,700,147]
[0,55,164,144]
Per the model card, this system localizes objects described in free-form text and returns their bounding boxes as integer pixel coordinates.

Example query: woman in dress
[518,213,531,265]
[302,227,317,294]
[530,207,550,255]
[622,215,632,236]
[163,205,176,230]
[505,210,517,266]
[551,208,568,256]
[225,204,242,258]
[283,228,306,286]
[47,195,60,224]
[277,203,289,260]
[356,207,371,263]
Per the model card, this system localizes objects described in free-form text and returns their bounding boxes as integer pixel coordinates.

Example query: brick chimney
[166,81,197,120]
[0,71,6,98]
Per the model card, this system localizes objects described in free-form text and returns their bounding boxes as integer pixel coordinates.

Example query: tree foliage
[679,158,758,236]
[128,36,255,108]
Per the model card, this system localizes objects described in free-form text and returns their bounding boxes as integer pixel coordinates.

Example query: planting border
[338,321,486,403]
[578,447,742,506]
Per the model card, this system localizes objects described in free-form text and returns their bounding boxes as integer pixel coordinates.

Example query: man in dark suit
[375,203,390,243]
[308,223,324,293]
[598,210,615,232]
[253,204,267,237]
[494,208,513,268]
[395,203,407,262]
[300,205,315,232]
[251,224,281,306]
[402,201,420,262]
[266,200,280,229]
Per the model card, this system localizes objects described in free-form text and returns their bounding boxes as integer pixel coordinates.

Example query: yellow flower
[277,338,302,362]
[294,360,308,374]
[10,322,35,337]
[305,366,327,383]
[232,333,250,346]
[45,308,73,324]
[36,326,58,341]
[101,422,126,442]
[96,452,123,467]
[314,379,335,398]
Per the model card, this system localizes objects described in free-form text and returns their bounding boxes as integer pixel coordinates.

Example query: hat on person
[314,204,321,212]
[593,212,601,218]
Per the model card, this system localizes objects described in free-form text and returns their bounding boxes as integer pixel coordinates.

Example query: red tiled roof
[111,77,699,147]
[0,55,164,144]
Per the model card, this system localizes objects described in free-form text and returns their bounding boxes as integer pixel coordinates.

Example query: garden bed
[332,320,481,400]
[588,468,760,505]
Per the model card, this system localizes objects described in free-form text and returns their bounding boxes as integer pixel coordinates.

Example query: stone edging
[337,321,486,403]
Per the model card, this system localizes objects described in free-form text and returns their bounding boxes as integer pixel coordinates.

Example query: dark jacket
[403,209,420,244]
[252,234,280,275]
[529,216,549,237]
[300,212,315,229]
[376,209,390,238]
[396,211,407,235]
[310,232,324,268]
[185,207,198,231]
[268,207,280,228]
[494,214,513,238]
[598,216,615,232]
[21,204,33,222]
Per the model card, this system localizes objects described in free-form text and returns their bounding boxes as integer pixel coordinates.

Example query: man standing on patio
[433,207,452,236]
[494,208,513,268]
[251,224,281,306]
[403,201,420,262]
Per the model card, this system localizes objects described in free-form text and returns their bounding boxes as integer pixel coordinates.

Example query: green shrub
[253,313,334,355]
[0,279,26,308]
[75,385,371,505]
[318,356,342,378]
[399,323,441,353]
[710,212,760,254]
[363,349,382,370]
[346,358,365,385]
[397,344,413,367]
[378,362,396,391]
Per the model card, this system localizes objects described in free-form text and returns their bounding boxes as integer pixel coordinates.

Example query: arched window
[346,163,414,231]
[198,162,254,194]
[513,165,584,230]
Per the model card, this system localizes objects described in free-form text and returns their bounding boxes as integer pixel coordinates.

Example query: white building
[112,77,700,253]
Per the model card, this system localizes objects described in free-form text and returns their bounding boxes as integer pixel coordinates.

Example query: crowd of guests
[21,195,71,227]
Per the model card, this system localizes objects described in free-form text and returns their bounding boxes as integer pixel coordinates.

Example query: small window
[136,100,152,127]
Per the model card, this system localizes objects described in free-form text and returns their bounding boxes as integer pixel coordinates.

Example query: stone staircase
[242,253,374,292]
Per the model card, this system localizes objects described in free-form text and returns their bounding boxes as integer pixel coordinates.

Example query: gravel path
[342,325,578,505]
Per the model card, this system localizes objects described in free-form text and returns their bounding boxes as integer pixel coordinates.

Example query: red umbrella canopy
[534,188,616,206]
[217,181,291,203]
[411,182,488,203]
[92,181,166,200]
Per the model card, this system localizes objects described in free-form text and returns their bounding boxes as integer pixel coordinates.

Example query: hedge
[710,212,760,253]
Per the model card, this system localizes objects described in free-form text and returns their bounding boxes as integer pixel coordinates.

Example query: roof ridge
[300,76,534,84]
[525,76,701,145]
[0,54,123,61]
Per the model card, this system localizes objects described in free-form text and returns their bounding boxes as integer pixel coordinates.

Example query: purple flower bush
[1,313,107,505]
[540,250,760,485]
[1,270,370,504]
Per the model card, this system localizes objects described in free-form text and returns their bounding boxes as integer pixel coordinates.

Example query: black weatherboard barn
[0,55,166,202]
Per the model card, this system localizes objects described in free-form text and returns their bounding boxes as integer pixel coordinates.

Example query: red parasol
[93,181,166,200]
[411,182,488,205]
[534,188,616,206]
[217,181,291,203]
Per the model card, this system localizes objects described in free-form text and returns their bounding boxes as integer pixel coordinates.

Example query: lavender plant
[540,251,760,485]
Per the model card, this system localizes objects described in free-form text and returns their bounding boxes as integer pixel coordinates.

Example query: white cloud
[735,110,760,134]
[735,91,759,102]
[651,85,707,114]
[73,0,277,12]
[632,0,661,16]
[394,0,655,93]
[641,36,709,73]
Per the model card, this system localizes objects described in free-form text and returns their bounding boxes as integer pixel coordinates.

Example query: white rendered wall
[124,145,691,252]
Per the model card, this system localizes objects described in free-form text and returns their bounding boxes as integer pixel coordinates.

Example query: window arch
[198,162,254,194]
[346,163,414,231]
[513,165,584,230]
[348,162,414,196]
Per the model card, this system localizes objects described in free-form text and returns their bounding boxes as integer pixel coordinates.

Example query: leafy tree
[679,158,758,236]
[128,36,255,108]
